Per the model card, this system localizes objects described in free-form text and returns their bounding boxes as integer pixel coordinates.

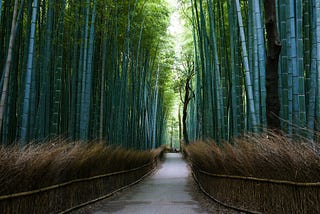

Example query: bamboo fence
[191,164,320,214]
[0,159,158,214]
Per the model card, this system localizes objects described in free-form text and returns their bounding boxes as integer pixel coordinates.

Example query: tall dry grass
[0,140,160,196]
[185,132,320,182]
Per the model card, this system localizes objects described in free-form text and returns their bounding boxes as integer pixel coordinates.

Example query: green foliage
[0,0,174,149]
[2,0,319,147]
[182,0,320,143]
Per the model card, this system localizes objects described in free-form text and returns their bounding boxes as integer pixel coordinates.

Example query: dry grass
[0,140,159,196]
[186,132,320,182]
[185,132,320,213]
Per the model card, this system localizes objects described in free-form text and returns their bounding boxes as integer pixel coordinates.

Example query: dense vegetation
[2,0,320,147]
[186,133,320,182]
[0,2,172,211]
[0,141,161,195]
[0,141,163,213]
[0,0,175,149]
[1,0,320,212]
[177,1,320,211]
[175,0,320,144]
[185,134,320,213]
[0,140,161,195]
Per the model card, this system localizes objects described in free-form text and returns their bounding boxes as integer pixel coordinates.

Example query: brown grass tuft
[0,141,158,196]
[186,132,320,182]
[186,133,320,213]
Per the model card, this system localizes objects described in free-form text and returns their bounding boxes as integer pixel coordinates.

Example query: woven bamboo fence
[0,160,158,214]
[192,165,320,214]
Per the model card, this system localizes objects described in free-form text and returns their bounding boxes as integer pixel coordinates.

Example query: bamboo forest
[0,0,320,213]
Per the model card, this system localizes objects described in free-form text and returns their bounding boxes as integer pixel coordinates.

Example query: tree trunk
[264,0,282,130]
[99,38,107,140]
[235,0,257,131]
[178,104,182,141]
[183,77,192,144]
[0,1,2,24]
[0,0,19,139]
[20,0,38,144]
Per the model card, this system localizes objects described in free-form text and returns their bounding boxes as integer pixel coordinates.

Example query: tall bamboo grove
[186,0,320,143]
[0,0,174,149]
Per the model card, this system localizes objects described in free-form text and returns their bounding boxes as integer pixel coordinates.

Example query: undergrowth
[0,140,161,196]
[185,132,320,182]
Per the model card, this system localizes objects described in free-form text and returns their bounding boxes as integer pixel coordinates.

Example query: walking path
[91,153,208,214]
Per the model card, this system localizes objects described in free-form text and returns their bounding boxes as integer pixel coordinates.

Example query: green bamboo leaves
[2,0,320,146]
[0,0,173,149]
[188,0,319,142]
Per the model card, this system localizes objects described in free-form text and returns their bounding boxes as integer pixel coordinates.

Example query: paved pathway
[91,153,208,214]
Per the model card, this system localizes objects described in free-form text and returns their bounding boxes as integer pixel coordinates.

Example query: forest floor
[73,153,241,214]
